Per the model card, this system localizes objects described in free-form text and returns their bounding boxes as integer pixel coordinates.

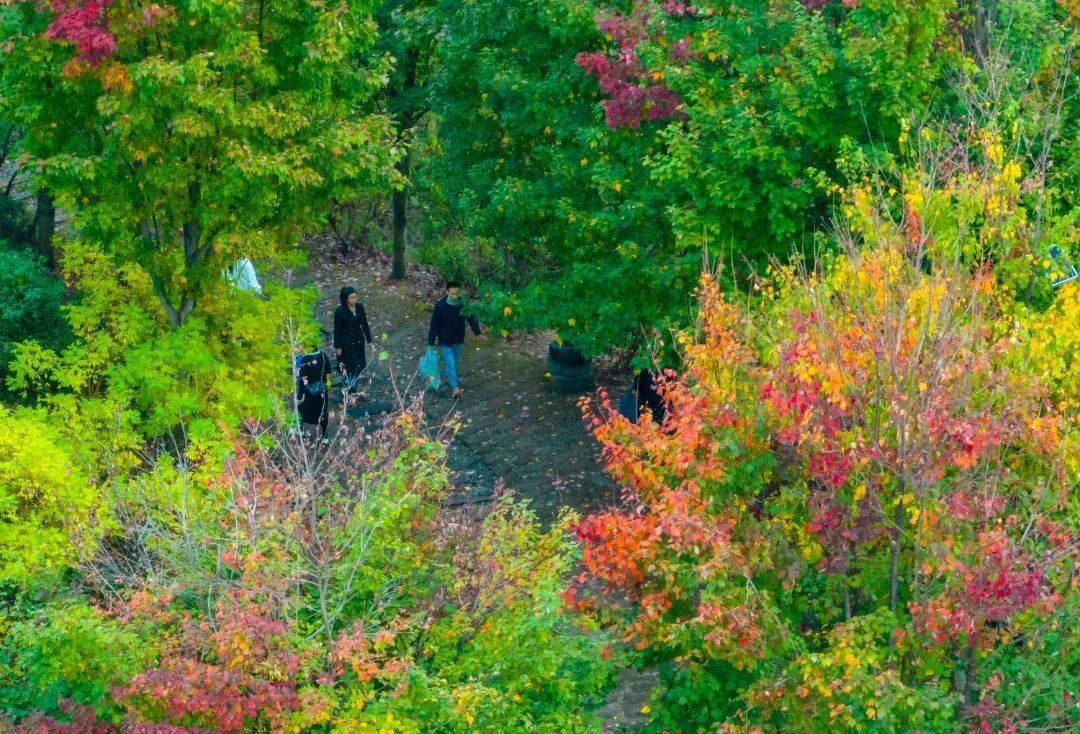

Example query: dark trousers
[298,391,329,437]
[338,344,367,388]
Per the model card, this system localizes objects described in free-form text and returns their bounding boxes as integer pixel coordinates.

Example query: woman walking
[333,285,373,394]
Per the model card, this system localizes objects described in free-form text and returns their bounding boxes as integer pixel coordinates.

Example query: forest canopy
[0,0,1076,731]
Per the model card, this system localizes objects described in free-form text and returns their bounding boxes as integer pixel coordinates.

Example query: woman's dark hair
[339,285,358,307]
[445,281,460,289]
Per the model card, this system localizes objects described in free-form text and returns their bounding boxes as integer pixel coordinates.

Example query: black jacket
[427,296,480,346]
[295,349,331,424]
[334,303,372,351]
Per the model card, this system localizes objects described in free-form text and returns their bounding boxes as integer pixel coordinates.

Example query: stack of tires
[547,341,594,395]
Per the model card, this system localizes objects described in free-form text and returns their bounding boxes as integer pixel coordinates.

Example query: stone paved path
[596,667,658,733]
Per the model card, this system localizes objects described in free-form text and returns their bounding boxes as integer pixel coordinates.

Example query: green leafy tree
[0,2,102,268]
[423,0,966,360]
[427,0,680,359]
[2,0,398,325]
[374,0,439,279]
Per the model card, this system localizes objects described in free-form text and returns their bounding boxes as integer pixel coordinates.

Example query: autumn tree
[570,142,1077,729]
[1,0,398,325]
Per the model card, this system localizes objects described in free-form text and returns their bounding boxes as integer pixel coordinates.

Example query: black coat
[427,297,480,346]
[334,303,372,373]
[295,350,331,425]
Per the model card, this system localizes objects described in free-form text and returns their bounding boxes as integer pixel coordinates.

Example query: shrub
[8,410,615,731]
[0,245,69,399]
[0,407,105,584]
[0,599,148,724]
[414,234,500,288]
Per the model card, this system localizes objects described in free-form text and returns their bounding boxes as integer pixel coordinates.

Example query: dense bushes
[0,413,615,731]
[0,407,105,585]
[0,246,69,399]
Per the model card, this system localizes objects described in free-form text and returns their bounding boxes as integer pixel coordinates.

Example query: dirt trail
[293,240,617,522]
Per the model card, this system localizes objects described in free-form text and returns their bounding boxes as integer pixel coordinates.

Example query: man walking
[427,281,482,398]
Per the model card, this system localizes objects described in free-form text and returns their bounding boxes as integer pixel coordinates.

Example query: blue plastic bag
[419,346,440,389]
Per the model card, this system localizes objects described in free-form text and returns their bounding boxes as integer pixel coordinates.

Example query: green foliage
[425,0,1079,361]
[331,501,615,732]
[0,201,30,248]
[0,121,27,246]
[644,660,756,733]
[4,415,616,731]
[0,1,1075,731]
[5,240,315,472]
[413,233,499,287]
[742,609,959,732]
[0,245,70,399]
[0,407,104,584]
[0,598,149,723]
[0,0,398,326]
[426,0,680,358]
[978,596,1080,732]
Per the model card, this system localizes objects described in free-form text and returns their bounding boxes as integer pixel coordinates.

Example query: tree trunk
[389,44,420,282]
[154,181,201,327]
[34,188,56,270]
[953,640,978,708]
[390,152,410,281]
[889,497,905,614]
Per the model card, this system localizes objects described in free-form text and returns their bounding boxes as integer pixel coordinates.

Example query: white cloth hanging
[225,258,262,295]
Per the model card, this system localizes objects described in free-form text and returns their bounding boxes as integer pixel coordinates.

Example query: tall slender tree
[373,0,437,280]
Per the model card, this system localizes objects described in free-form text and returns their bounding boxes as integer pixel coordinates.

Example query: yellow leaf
[853,484,866,501]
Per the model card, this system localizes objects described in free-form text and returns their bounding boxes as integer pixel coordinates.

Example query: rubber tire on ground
[548,341,588,367]
[547,355,595,395]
